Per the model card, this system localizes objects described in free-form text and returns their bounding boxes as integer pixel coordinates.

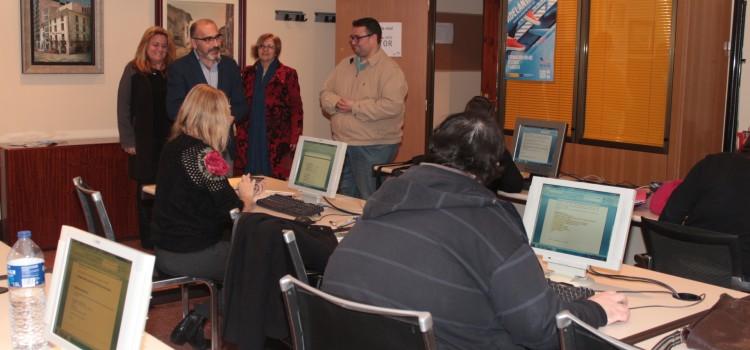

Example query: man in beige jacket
[320,17,408,199]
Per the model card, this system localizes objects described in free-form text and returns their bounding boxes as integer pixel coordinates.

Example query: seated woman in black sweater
[152,84,259,282]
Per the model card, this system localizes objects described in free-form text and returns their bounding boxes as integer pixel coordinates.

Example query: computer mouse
[295,216,314,225]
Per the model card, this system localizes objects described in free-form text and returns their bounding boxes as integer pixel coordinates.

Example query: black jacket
[151,134,242,252]
[116,63,170,182]
[660,152,750,276]
[323,164,606,349]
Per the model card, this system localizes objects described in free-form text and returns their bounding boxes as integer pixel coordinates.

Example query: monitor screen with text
[530,184,620,261]
[53,240,131,350]
[288,136,347,202]
[512,118,567,178]
[522,177,635,277]
[45,226,154,350]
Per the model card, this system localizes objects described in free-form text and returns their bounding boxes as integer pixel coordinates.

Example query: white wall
[738,7,750,132]
[245,0,336,140]
[433,0,483,129]
[0,0,336,144]
[433,71,482,126]
[1,0,154,143]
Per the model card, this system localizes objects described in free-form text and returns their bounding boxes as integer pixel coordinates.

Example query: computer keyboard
[548,279,595,302]
[256,194,324,218]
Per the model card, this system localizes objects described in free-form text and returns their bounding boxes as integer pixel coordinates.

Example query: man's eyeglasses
[193,34,223,43]
[349,33,374,43]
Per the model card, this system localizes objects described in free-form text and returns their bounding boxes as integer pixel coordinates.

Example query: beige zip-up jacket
[320,48,408,146]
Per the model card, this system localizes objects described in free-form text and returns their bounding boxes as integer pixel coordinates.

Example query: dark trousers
[137,183,155,249]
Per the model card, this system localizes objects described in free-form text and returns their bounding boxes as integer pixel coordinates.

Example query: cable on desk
[628,294,705,310]
[316,213,357,222]
[323,197,363,216]
[651,330,683,350]
[558,171,642,189]
[587,268,705,304]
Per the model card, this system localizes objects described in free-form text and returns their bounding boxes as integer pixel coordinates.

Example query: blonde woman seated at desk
[150,85,261,347]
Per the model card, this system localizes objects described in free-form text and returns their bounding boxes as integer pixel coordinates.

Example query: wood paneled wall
[1,140,137,249]
[487,0,732,184]
[667,0,732,178]
[335,0,430,161]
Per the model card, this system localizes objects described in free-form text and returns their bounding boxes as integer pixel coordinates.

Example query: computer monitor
[522,177,635,280]
[288,136,348,204]
[511,117,567,178]
[45,226,155,350]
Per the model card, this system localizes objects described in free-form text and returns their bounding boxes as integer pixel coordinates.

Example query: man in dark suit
[166,18,248,162]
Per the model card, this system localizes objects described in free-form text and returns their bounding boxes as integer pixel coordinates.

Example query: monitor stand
[546,261,595,286]
[299,192,323,205]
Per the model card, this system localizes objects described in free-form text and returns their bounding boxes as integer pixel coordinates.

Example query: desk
[142,176,364,225]
[0,242,171,349]
[580,264,747,344]
[145,175,741,347]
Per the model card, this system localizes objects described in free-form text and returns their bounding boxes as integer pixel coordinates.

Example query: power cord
[323,197,363,216]
[587,267,705,309]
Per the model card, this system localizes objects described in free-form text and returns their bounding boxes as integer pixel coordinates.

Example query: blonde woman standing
[117,26,175,248]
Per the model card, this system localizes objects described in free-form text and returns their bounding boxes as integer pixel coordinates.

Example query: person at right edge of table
[323,111,629,349]
[660,139,750,277]
[320,17,408,199]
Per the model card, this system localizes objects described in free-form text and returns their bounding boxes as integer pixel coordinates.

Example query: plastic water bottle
[7,230,46,350]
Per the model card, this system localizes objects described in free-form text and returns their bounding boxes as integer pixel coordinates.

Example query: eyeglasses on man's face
[193,34,224,43]
[349,33,374,43]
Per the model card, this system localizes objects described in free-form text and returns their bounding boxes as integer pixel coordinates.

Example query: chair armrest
[730,276,750,292]
[634,253,653,269]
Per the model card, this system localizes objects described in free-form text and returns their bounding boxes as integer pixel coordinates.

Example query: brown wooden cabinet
[0,139,137,250]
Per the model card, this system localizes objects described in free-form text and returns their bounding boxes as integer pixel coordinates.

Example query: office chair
[279,274,437,350]
[72,176,223,349]
[637,218,750,292]
[72,176,116,241]
[556,310,642,350]
[282,230,325,287]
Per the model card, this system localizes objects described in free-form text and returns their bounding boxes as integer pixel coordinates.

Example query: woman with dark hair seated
[660,139,750,276]
[464,95,525,193]
[323,111,629,349]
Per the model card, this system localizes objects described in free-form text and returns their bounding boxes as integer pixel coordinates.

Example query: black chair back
[556,310,642,350]
[283,230,310,285]
[641,218,743,289]
[279,275,437,350]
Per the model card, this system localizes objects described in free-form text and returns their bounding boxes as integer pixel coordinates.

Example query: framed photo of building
[21,0,103,74]
[156,0,246,67]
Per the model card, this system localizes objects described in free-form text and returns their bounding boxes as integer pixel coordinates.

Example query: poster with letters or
[379,22,402,57]
[505,0,558,81]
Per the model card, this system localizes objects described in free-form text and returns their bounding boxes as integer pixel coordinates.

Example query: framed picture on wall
[20,0,103,74]
[156,0,246,67]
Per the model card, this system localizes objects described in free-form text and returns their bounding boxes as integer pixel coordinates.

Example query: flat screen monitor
[288,136,348,204]
[522,177,635,280]
[45,226,155,350]
[511,117,567,178]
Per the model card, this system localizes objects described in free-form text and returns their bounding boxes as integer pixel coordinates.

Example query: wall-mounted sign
[505,0,558,81]
[380,22,402,57]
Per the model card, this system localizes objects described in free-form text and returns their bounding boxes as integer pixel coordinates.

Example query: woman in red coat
[235,33,303,179]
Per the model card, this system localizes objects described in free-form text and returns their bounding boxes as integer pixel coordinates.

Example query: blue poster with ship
[505,0,558,81]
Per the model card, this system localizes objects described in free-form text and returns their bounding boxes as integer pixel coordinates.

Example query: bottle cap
[17,230,31,239]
